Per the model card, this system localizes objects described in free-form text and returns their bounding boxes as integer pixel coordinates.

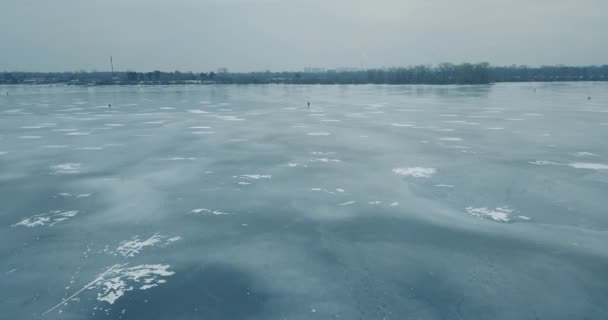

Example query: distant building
[217,67,229,74]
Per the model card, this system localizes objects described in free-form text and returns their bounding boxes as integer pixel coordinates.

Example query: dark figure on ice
[307,102,310,109]
[588,96,591,100]
[108,104,111,108]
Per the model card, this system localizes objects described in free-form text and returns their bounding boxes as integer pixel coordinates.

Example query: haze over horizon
[1,0,607,72]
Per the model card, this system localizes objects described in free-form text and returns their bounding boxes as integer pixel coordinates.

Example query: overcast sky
[1,0,606,72]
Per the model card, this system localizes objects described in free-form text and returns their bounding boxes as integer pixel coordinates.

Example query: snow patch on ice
[56,193,92,198]
[285,162,308,168]
[65,132,90,136]
[529,160,562,166]
[12,210,79,227]
[310,158,341,163]
[162,157,196,161]
[238,174,272,179]
[217,115,245,121]
[115,234,180,258]
[393,167,436,178]
[93,264,175,304]
[51,163,81,174]
[76,146,104,151]
[568,163,608,170]
[572,152,597,157]
[191,208,231,215]
[466,207,513,222]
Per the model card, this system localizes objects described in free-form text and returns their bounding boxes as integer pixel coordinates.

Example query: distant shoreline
[1,80,607,87]
[2,63,607,86]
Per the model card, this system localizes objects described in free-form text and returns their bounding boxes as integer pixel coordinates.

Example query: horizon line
[3,63,608,74]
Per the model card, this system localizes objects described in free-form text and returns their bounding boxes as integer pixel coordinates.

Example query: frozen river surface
[1,83,608,319]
